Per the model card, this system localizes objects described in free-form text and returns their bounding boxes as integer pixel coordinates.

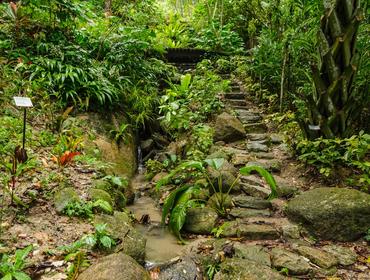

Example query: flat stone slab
[240,183,271,199]
[247,142,269,152]
[245,160,282,173]
[271,248,312,275]
[232,195,271,209]
[246,133,268,141]
[220,221,279,240]
[234,244,271,266]
[214,258,285,280]
[244,122,267,133]
[231,153,251,166]
[229,208,271,218]
[294,245,339,269]
[225,92,245,99]
[322,245,357,266]
[228,99,247,107]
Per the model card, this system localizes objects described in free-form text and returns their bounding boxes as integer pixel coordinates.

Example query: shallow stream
[127,172,190,267]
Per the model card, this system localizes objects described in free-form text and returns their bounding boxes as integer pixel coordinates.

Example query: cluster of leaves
[0,0,174,129]
[157,158,278,240]
[159,68,226,135]
[0,245,32,280]
[59,224,116,254]
[186,124,214,161]
[296,132,370,190]
[62,199,113,219]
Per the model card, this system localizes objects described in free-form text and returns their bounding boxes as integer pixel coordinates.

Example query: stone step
[227,99,247,107]
[224,92,245,99]
[220,220,280,240]
[230,85,240,91]
[244,122,267,133]
[246,133,269,141]
[247,142,269,153]
[232,195,272,209]
[239,115,262,124]
[245,160,282,173]
[240,182,271,199]
[229,208,271,219]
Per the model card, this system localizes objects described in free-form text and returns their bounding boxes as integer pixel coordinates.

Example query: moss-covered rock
[285,187,370,241]
[77,253,149,280]
[54,187,80,213]
[214,258,285,280]
[89,188,114,206]
[213,112,246,143]
[183,207,218,234]
[94,211,146,263]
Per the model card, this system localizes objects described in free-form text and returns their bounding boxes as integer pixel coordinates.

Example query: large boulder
[214,112,246,143]
[77,253,149,280]
[94,212,146,263]
[285,188,370,241]
[183,207,218,234]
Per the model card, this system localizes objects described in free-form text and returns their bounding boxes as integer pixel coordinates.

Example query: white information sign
[308,124,320,131]
[13,97,33,108]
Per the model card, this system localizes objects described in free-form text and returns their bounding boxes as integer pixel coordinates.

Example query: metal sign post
[13,97,33,158]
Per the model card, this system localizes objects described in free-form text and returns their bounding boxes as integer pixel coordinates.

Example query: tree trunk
[305,0,364,139]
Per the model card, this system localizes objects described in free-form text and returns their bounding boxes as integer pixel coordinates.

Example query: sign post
[13,97,33,159]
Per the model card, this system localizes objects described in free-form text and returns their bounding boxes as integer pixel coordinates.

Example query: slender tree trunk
[105,0,112,16]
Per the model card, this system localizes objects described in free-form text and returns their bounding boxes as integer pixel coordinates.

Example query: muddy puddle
[127,174,190,266]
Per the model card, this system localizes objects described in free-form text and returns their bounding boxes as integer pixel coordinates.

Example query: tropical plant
[302,0,365,139]
[158,158,278,239]
[0,245,33,280]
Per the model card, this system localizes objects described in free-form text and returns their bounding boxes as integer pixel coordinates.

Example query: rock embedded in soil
[246,133,268,141]
[294,245,339,269]
[247,142,269,153]
[220,221,279,240]
[89,188,114,206]
[213,112,246,143]
[285,187,370,241]
[54,187,80,213]
[322,245,357,266]
[229,208,271,219]
[157,256,201,280]
[95,211,146,263]
[214,258,285,280]
[245,160,282,173]
[270,247,312,275]
[77,253,150,280]
[233,243,271,266]
[183,207,218,234]
[232,195,271,209]
[244,122,267,133]
[240,183,271,199]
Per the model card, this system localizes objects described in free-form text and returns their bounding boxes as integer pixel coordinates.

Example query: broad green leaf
[205,158,225,171]
[93,200,113,214]
[1,273,12,280]
[100,236,114,249]
[239,165,278,200]
[161,185,191,224]
[83,235,96,248]
[156,161,204,189]
[14,245,32,270]
[13,272,31,280]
